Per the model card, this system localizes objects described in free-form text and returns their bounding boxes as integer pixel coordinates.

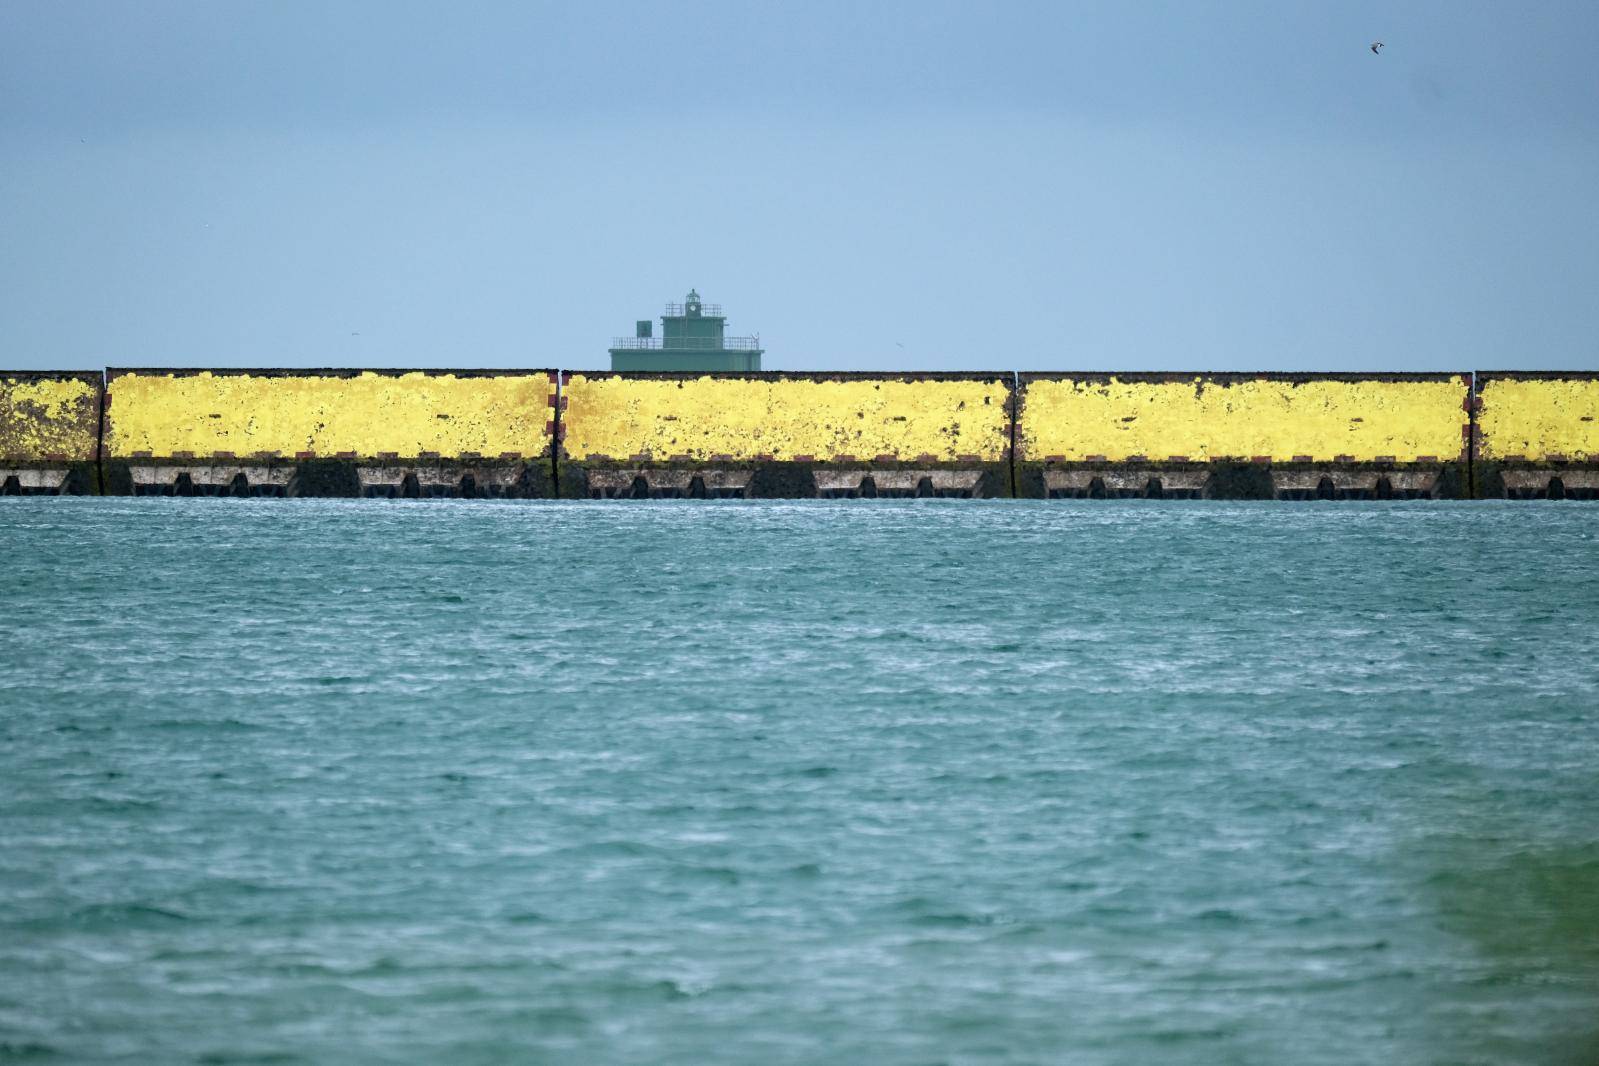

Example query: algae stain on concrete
[0,376,99,460]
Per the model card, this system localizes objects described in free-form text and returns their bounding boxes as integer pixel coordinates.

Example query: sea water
[2,499,1596,1065]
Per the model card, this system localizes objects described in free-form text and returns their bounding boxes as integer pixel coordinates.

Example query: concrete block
[1014,373,1471,499]
[1475,372,1599,500]
[558,372,1014,498]
[0,371,103,495]
[102,369,559,498]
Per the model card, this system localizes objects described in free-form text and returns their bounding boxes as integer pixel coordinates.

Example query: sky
[2,1,1596,372]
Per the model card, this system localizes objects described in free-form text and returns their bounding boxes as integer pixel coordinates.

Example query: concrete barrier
[18,366,1592,502]
[0,371,103,495]
[1014,373,1470,499]
[1475,372,1599,500]
[103,369,558,497]
[558,372,1013,498]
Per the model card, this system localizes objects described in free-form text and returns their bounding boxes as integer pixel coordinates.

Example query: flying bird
[1370,41,1384,54]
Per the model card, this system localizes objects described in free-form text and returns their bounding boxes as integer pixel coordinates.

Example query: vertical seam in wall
[553,368,564,498]
[1009,369,1020,498]
[1468,370,1478,499]
[95,369,108,496]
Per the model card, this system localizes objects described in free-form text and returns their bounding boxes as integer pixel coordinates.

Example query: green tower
[609,290,764,371]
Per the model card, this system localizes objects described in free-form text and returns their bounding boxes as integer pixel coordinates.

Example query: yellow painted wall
[0,375,101,461]
[106,371,553,459]
[1477,377,1599,461]
[1018,376,1467,462]
[562,375,1011,462]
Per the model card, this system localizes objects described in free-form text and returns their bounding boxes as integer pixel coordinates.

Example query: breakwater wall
[559,372,1012,498]
[1015,373,1471,499]
[1474,373,1599,500]
[3,368,1595,499]
[100,369,556,497]
[0,371,103,494]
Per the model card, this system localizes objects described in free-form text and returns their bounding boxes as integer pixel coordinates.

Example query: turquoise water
[3,499,1597,1065]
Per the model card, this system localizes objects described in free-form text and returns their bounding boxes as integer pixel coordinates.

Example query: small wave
[59,902,190,928]
[590,978,697,1003]
[503,1005,590,1030]
[505,911,548,924]
[82,795,160,813]
[148,718,266,733]
[909,912,1005,927]
[546,840,663,861]
[1142,1025,1241,1044]
[989,921,1047,939]
[1194,908,1245,924]
[671,864,740,885]
[889,898,1008,927]
[173,877,288,900]
[1292,939,1390,955]
[643,803,698,816]
[50,721,114,735]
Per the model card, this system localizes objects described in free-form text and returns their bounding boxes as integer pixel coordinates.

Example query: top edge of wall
[1473,370,1599,381]
[103,368,559,380]
[0,370,105,382]
[1014,371,1469,383]
[563,371,1012,381]
[8,368,1587,384]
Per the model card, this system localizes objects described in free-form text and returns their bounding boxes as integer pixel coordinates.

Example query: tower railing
[663,303,724,317]
[610,336,762,351]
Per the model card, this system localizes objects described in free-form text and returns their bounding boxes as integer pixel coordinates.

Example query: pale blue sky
[2,1,1596,371]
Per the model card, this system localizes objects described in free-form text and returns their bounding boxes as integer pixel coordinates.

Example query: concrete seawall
[0,372,103,495]
[3,367,1597,500]
[102,369,558,497]
[558,372,1013,498]
[1474,372,1599,500]
[1015,373,1471,499]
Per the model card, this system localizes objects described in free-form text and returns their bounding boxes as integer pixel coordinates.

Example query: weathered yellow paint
[562,375,1011,462]
[0,375,101,461]
[1018,376,1467,462]
[106,371,553,459]
[1477,377,1599,461]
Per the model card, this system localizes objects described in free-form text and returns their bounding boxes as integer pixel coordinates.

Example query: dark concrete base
[559,462,1013,499]
[1015,462,1469,500]
[102,459,558,499]
[0,462,98,496]
[1477,463,1599,500]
